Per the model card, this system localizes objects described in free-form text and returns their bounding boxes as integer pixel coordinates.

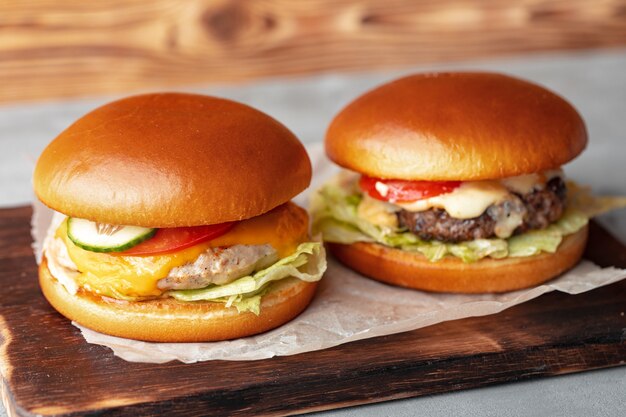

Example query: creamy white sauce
[44,235,80,295]
[374,181,390,198]
[390,170,562,220]
[396,180,510,219]
[493,207,525,238]
[501,173,541,194]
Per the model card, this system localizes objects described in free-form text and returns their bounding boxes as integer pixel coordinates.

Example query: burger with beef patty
[312,72,608,293]
[35,92,326,342]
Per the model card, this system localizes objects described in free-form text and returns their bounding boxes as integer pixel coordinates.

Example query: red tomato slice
[118,222,235,256]
[359,175,461,203]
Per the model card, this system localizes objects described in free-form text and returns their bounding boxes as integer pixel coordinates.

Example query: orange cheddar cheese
[59,203,309,298]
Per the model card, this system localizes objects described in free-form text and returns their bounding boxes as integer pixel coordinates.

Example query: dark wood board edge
[36,342,625,417]
[1,205,625,416]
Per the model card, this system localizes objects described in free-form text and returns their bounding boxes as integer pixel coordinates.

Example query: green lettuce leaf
[310,174,626,263]
[166,242,326,314]
[506,209,588,257]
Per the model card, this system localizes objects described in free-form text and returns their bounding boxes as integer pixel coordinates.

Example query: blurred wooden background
[2,0,626,103]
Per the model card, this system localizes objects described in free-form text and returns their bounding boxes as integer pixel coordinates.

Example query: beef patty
[397,177,567,243]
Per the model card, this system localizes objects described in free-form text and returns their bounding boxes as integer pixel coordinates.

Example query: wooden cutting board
[0,206,625,416]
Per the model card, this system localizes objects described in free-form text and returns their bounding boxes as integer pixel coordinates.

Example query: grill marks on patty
[397,177,567,242]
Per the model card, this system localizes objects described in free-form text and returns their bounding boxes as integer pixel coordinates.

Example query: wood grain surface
[0,205,625,416]
[2,0,626,104]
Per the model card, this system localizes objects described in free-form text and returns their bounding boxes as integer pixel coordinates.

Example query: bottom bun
[39,258,318,342]
[328,225,588,293]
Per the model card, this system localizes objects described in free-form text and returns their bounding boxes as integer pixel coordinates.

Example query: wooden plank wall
[1,0,626,103]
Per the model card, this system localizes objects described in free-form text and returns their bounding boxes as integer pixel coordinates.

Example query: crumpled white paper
[32,143,626,363]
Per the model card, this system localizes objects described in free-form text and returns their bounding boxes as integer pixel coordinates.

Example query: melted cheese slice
[500,173,541,195]
[393,172,559,219]
[209,202,308,259]
[59,202,309,298]
[396,180,510,219]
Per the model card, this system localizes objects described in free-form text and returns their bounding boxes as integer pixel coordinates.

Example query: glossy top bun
[34,93,311,227]
[326,72,587,181]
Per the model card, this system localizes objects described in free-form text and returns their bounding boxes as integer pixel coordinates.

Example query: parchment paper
[32,143,626,363]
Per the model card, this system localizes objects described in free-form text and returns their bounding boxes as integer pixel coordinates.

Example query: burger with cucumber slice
[312,72,621,293]
[34,93,326,342]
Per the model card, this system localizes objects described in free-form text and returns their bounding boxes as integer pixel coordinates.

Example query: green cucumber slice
[67,218,156,253]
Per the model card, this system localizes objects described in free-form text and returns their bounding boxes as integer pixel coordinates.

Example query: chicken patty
[158,244,278,290]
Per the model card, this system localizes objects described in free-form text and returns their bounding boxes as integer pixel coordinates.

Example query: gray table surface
[1,49,625,416]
